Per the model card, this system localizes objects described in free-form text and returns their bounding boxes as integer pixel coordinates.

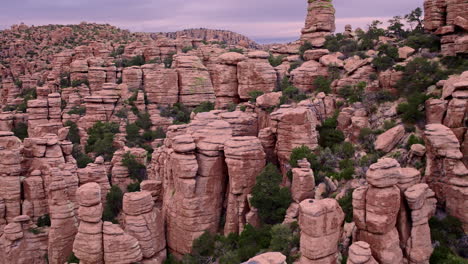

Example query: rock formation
[298,198,344,263]
[223,137,266,235]
[301,0,336,47]
[353,158,437,264]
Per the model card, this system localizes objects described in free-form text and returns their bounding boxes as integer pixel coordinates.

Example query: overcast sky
[0,0,424,43]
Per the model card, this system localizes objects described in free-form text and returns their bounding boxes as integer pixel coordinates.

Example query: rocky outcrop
[290,60,328,92]
[122,191,166,262]
[374,125,405,153]
[270,107,318,175]
[424,0,468,55]
[353,158,437,264]
[209,52,246,108]
[223,137,266,235]
[237,51,276,100]
[301,0,336,47]
[291,159,315,203]
[0,215,49,264]
[243,252,287,264]
[143,65,179,106]
[150,112,232,256]
[0,132,22,223]
[347,241,378,264]
[424,124,468,231]
[48,174,78,264]
[103,222,143,264]
[174,54,216,106]
[298,198,344,263]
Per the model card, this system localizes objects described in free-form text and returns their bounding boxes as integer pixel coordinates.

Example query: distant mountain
[153,28,260,48]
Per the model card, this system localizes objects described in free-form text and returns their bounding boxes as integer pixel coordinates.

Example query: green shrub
[358,127,377,152]
[248,90,264,103]
[397,94,431,124]
[228,48,244,54]
[125,122,141,147]
[72,144,93,168]
[250,164,292,225]
[85,121,119,161]
[406,134,424,149]
[182,46,194,53]
[122,152,146,182]
[102,185,123,223]
[110,45,125,58]
[440,55,468,75]
[71,79,89,87]
[160,103,191,124]
[324,34,358,56]
[268,54,285,67]
[164,52,175,68]
[429,215,466,263]
[115,107,128,118]
[396,57,447,95]
[338,82,366,103]
[372,56,395,72]
[318,115,345,148]
[281,85,307,104]
[127,182,141,192]
[313,76,332,94]
[60,73,71,88]
[338,190,354,223]
[226,103,237,112]
[65,121,80,144]
[290,145,317,168]
[67,106,86,116]
[288,61,303,73]
[332,141,355,159]
[37,214,51,227]
[12,122,28,140]
[269,223,300,260]
[405,32,440,52]
[67,252,80,263]
[299,42,314,59]
[193,101,215,113]
[135,112,152,130]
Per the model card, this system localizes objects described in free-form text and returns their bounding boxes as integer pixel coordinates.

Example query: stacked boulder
[424,124,468,232]
[298,198,344,263]
[353,158,437,264]
[174,54,216,106]
[300,0,336,47]
[270,107,318,175]
[209,52,246,108]
[223,137,266,235]
[122,191,166,262]
[150,112,232,256]
[237,51,276,100]
[73,183,144,264]
[0,215,49,264]
[424,0,468,55]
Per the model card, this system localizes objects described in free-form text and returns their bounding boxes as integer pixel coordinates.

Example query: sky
[0,0,424,43]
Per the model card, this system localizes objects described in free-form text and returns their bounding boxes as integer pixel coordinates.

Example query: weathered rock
[223,137,265,235]
[366,158,401,188]
[237,52,276,99]
[291,159,315,203]
[103,222,143,264]
[347,241,378,264]
[301,0,336,46]
[290,60,328,92]
[299,198,344,263]
[374,125,405,153]
[243,252,287,264]
[143,67,179,106]
[174,54,215,106]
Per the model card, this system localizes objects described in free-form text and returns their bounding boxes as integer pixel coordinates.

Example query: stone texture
[223,137,266,235]
[299,198,344,263]
[374,125,405,153]
[237,52,276,99]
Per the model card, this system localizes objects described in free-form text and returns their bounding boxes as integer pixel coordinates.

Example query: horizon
[0,0,424,44]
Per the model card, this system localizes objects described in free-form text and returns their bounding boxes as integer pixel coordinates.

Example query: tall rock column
[123,191,166,263]
[73,182,104,264]
[298,198,344,263]
[404,184,437,264]
[48,175,78,264]
[209,52,246,108]
[0,132,22,223]
[353,158,403,264]
[270,107,318,176]
[424,124,468,232]
[237,51,276,100]
[223,137,266,235]
[301,0,336,47]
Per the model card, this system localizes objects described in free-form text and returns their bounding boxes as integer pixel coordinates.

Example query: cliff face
[0,0,467,263]
[153,28,259,48]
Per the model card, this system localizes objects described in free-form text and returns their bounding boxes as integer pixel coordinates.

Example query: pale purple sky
[0,0,424,43]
